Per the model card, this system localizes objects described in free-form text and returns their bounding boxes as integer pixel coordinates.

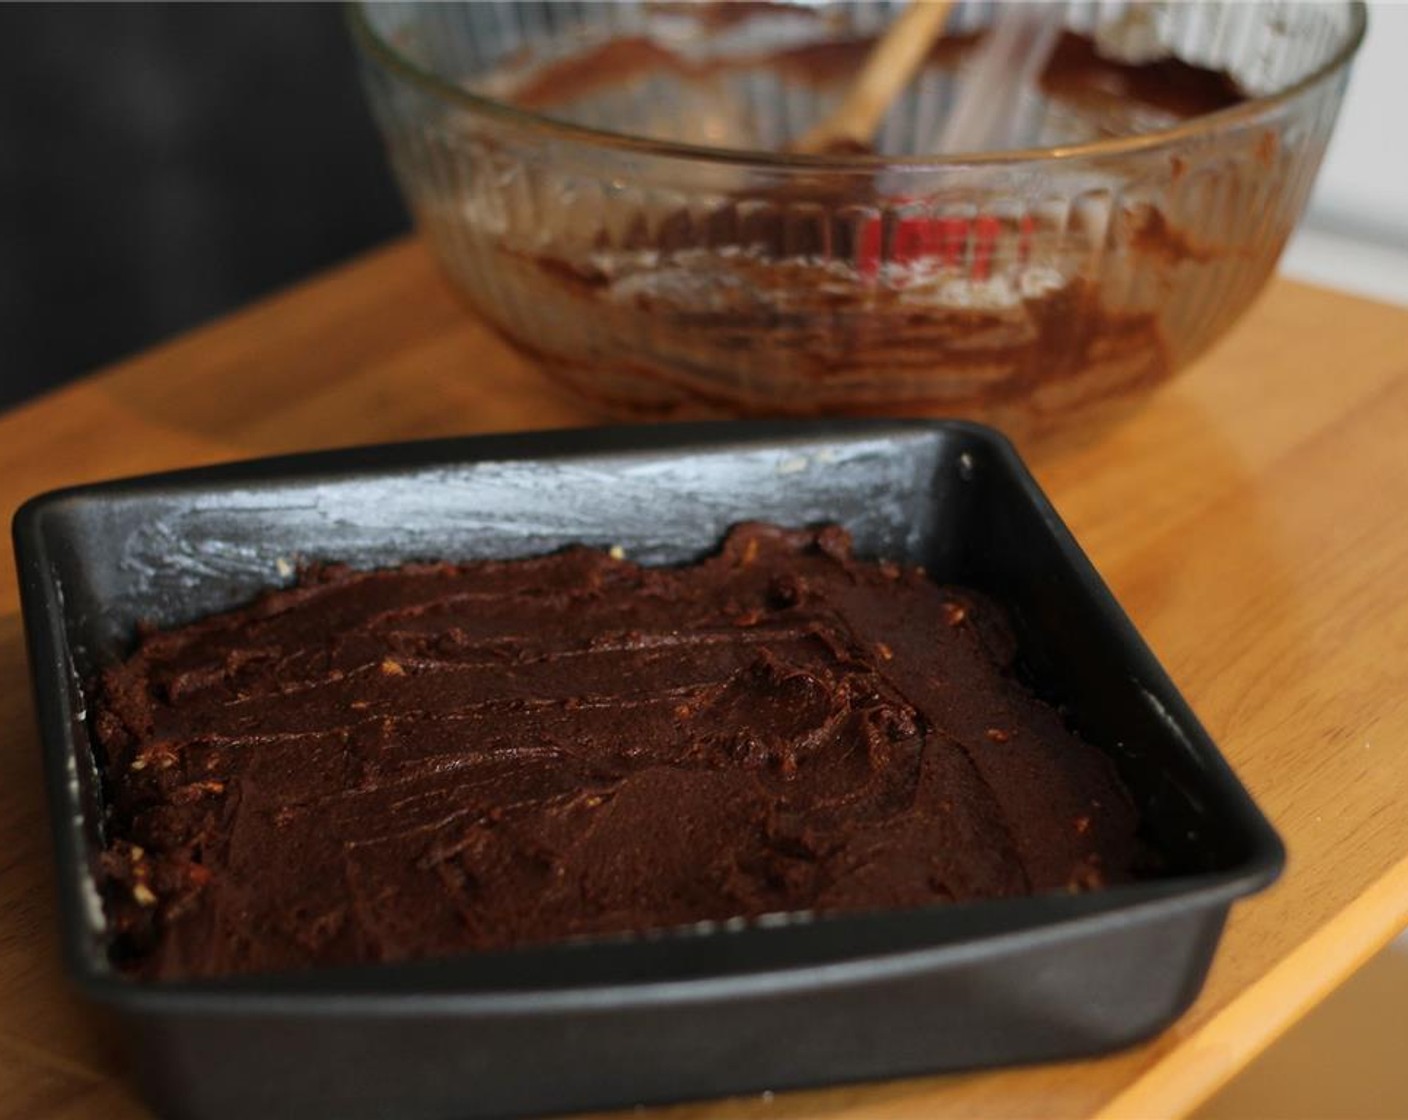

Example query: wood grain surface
[3,238,1408,1119]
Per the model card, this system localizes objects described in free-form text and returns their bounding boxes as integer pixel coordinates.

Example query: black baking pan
[13,419,1283,1120]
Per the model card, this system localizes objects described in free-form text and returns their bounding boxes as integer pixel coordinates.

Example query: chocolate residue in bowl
[94,524,1140,980]
[1125,207,1219,268]
[495,27,1248,147]
[1040,31,1246,120]
[507,36,696,111]
[503,244,1170,424]
[427,17,1260,438]
[650,0,828,34]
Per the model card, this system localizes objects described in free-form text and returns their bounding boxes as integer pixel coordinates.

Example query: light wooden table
[4,239,1408,1120]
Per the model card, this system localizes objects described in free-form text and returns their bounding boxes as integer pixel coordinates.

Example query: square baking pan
[13,419,1283,1120]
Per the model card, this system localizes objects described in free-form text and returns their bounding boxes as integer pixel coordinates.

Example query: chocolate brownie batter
[96,524,1140,981]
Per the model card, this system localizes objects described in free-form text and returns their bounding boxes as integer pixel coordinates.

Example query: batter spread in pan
[95,523,1139,980]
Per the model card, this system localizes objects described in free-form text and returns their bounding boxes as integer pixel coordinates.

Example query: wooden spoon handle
[792,0,955,155]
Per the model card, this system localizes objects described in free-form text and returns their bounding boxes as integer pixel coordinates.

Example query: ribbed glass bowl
[351,1,1364,444]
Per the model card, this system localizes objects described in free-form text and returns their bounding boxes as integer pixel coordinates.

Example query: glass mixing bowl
[351,1,1364,444]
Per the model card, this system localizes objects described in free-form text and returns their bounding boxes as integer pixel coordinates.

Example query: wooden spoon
[790,0,955,155]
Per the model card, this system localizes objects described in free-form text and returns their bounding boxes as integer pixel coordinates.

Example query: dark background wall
[0,2,410,410]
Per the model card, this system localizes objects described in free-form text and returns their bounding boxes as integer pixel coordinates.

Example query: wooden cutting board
[3,238,1408,1120]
